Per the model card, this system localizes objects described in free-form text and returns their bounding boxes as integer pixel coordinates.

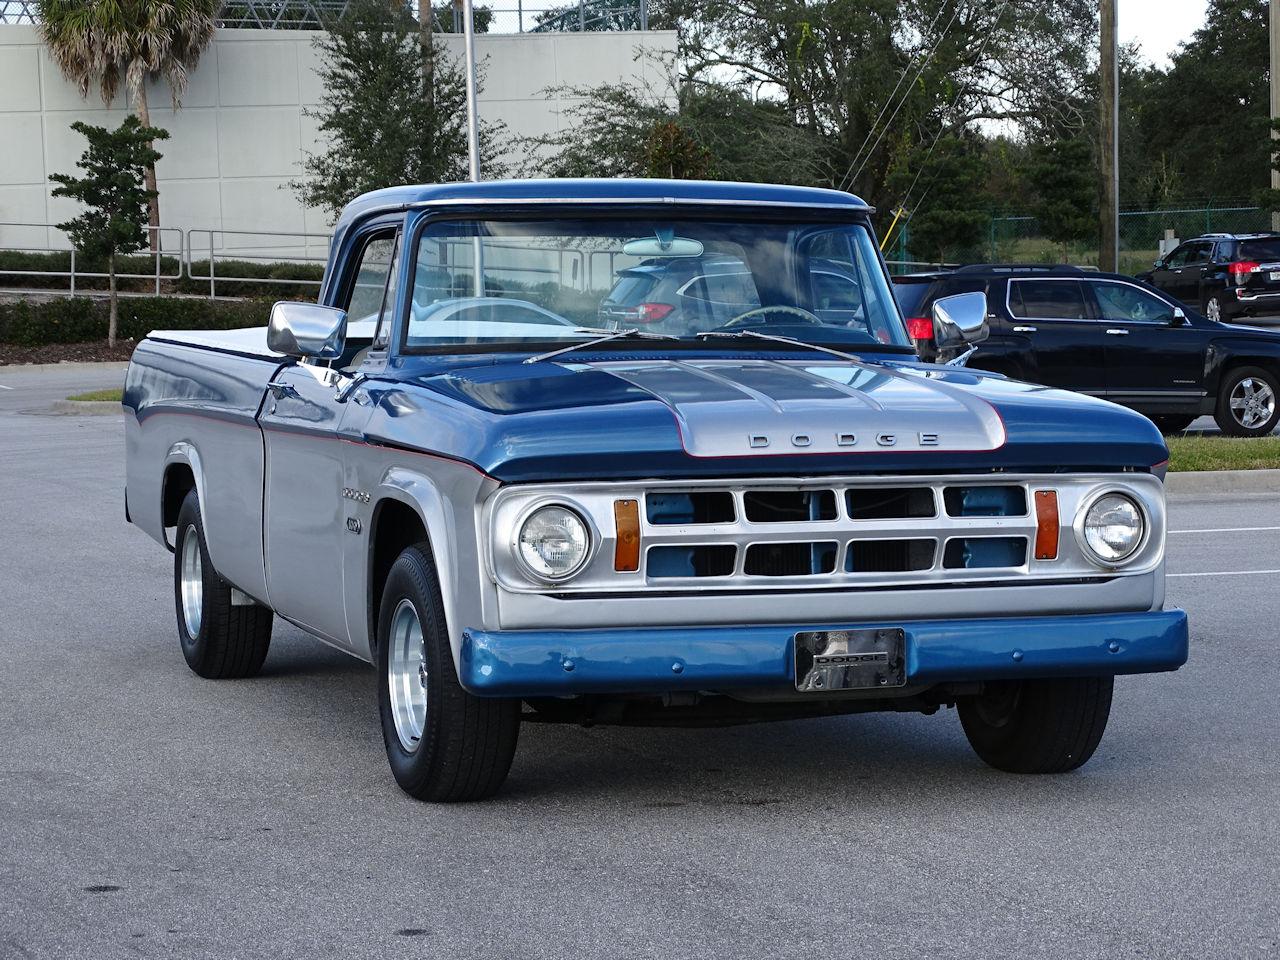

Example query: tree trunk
[108,250,118,349]
[134,81,161,254]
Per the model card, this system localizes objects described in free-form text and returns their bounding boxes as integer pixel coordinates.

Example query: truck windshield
[401,217,910,353]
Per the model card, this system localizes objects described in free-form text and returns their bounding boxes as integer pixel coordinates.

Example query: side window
[1008,280,1089,321]
[682,268,760,307]
[1090,282,1176,324]
[343,233,398,323]
[1164,245,1192,269]
[1188,241,1213,265]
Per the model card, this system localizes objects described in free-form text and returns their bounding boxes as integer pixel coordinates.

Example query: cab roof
[331,178,872,246]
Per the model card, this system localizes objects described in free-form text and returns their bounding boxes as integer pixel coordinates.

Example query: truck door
[259,230,399,648]
[1004,278,1106,396]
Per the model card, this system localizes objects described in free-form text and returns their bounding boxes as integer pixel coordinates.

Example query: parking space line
[1170,526,1280,534]
[1168,569,1280,578]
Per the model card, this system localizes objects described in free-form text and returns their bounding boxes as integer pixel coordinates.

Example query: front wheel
[1214,366,1280,437]
[376,544,520,802]
[173,489,272,679]
[958,676,1113,774]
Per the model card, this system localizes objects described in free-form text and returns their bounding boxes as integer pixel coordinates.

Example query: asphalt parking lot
[1,364,1278,960]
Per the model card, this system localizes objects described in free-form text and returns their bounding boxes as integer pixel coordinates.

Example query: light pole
[1099,0,1119,272]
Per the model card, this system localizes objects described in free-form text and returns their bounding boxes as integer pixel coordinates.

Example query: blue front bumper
[459,610,1189,697]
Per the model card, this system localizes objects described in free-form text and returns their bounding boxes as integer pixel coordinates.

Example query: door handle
[1013,325,1037,333]
[266,380,300,400]
[1104,329,1129,336]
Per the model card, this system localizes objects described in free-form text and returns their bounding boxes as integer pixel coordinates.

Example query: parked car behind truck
[895,263,1280,436]
[124,180,1188,802]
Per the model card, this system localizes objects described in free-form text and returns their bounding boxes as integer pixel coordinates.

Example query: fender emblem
[342,487,371,503]
[346,517,362,534]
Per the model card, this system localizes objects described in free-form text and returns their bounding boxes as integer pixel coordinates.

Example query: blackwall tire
[173,489,272,679]
[958,676,1113,774]
[1214,366,1280,437]
[376,543,519,802]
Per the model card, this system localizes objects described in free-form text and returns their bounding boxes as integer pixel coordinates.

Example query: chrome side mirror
[932,291,990,350]
[267,302,347,359]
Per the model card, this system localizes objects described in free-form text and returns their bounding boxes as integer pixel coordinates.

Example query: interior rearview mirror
[932,291,990,350]
[267,302,347,359]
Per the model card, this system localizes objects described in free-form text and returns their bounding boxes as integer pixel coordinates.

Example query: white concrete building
[0,25,676,262]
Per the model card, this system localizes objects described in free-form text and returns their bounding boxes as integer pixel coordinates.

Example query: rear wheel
[1214,365,1280,437]
[1204,294,1223,323]
[376,544,520,802]
[173,489,272,679]
[958,676,1113,774]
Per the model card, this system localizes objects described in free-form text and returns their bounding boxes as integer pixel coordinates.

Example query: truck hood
[369,356,1167,482]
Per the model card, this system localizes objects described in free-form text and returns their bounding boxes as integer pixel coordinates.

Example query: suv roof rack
[952,263,1083,274]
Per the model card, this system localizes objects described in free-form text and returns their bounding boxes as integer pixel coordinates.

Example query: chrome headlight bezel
[510,500,595,583]
[1074,490,1148,568]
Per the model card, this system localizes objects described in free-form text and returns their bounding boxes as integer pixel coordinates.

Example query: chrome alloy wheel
[387,598,428,752]
[1206,297,1222,322]
[180,524,203,638]
[1230,376,1276,430]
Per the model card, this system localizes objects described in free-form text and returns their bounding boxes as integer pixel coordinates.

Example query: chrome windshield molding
[484,473,1168,596]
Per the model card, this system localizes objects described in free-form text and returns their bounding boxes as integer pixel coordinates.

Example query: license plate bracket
[1269,271,1280,282]
[795,628,906,692]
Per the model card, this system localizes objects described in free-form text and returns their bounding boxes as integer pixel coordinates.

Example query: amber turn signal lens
[1034,490,1060,560]
[613,499,641,571]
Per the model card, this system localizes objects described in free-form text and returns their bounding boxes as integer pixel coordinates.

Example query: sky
[1121,0,1209,67]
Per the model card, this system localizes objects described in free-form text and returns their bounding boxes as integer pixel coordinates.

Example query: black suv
[893,264,1280,436]
[1139,232,1280,323]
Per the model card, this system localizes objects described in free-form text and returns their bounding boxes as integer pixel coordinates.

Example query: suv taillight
[905,316,934,340]
[630,302,674,323]
[1228,261,1260,280]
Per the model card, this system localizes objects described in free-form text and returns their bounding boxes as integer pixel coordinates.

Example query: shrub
[0,296,274,346]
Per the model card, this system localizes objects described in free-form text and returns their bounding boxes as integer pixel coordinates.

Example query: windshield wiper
[523,328,679,365]
[696,330,887,366]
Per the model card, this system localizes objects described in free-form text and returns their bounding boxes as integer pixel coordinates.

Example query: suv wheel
[1215,366,1280,437]
[1204,294,1223,322]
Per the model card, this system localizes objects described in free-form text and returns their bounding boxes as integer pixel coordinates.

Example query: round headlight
[1082,493,1145,565]
[516,505,591,580]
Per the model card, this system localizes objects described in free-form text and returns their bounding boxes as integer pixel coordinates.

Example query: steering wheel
[719,305,825,329]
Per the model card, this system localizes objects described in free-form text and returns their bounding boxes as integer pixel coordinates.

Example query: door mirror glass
[267,302,347,359]
[1153,259,1164,269]
[932,291,989,349]
[1171,306,1187,326]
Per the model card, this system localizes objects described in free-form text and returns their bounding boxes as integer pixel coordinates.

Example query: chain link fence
[890,204,1276,276]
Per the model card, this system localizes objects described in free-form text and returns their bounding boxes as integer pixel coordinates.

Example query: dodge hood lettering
[590,358,1006,456]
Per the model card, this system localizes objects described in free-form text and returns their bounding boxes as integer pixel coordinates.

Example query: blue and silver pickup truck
[124,179,1188,801]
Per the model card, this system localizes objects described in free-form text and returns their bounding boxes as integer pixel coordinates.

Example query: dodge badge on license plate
[795,629,906,692]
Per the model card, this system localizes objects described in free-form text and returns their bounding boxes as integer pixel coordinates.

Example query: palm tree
[37,0,219,249]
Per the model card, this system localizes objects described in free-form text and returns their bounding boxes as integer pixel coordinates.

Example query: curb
[0,361,129,373]
[49,399,123,416]
[1166,468,1280,497]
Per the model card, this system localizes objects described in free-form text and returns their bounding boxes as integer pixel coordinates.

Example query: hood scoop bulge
[587,359,1006,458]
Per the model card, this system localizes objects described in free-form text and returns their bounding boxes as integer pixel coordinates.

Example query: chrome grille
[486,473,1168,595]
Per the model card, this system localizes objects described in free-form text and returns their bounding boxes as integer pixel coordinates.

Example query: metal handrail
[185,228,331,299]
[0,223,184,295]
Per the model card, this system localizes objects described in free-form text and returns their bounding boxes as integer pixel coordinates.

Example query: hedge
[0,249,323,299]
[0,296,274,347]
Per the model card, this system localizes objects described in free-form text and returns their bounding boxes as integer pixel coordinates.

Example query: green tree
[1027,135,1097,259]
[519,61,826,185]
[892,136,990,263]
[37,0,217,246]
[50,117,168,347]
[292,0,505,220]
